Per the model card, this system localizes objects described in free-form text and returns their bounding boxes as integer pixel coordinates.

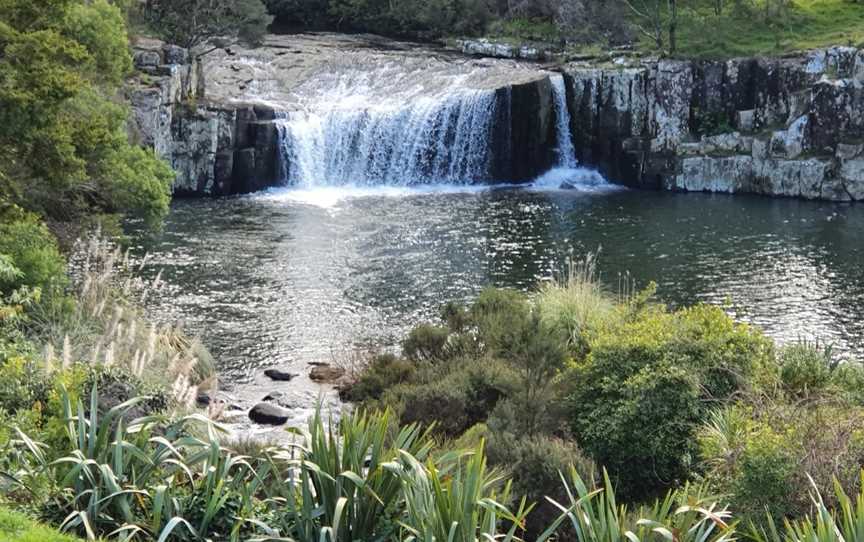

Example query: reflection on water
[135,187,864,387]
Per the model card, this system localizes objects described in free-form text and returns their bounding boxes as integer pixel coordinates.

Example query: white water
[270,63,607,191]
[275,86,499,187]
[550,74,579,169]
[531,73,608,190]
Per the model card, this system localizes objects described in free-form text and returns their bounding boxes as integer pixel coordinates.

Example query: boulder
[264,368,298,382]
[309,364,346,383]
[249,403,290,425]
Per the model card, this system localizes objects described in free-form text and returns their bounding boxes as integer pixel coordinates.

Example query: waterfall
[533,73,608,189]
[275,89,500,187]
[550,74,578,169]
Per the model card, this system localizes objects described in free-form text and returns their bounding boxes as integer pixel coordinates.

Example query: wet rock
[264,368,298,382]
[249,403,290,425]
[197,392,213,407]
[309,364,346,383]
[263,391,285,402]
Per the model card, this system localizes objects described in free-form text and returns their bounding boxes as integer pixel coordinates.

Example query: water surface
[137,186,864,392]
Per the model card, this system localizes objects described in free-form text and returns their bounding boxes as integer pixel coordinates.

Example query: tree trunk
[667,0,677,54]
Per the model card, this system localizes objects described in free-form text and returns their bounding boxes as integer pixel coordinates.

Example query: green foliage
[0,0,173,225]
[537,254,618,358]
[267,409,435,541]
[487,433,597,539]
[394,381,472,437]
[751,474,864,542]
[698,400,864,523]
[0,214,67,295]
[670,0,864,58]
[0,507,83,542]
[567,303,774,500]
[402,324,450,363]
[388,442,531,542]
[539,468,735,542]
[777,341,836,397]
[141,0,273,51]
[339,353,415,403]
[63,0,132,87]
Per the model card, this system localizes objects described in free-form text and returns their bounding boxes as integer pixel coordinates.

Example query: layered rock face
[128,34,559,196]
[127,39,282,196]
[564,47,864,201]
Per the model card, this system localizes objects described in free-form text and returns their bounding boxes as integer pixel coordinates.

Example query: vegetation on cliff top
[257,0,864,58]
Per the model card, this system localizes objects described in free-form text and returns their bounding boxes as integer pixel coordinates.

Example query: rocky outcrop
[457,38,560,62]
[127,40,283,196]
[563,47,864,201]
[129,35,561,193]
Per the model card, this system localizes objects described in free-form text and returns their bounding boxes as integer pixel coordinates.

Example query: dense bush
[487,432,596,539]
[698,399,864,522]
[339,353,415,402]
[0,214,67,296]
[266,0,491,38]
[0,0,173,225]
[567,303,774,500]
[402,324,450,363]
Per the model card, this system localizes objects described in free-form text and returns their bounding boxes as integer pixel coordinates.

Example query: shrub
[777,341,835,397]
[567,303,773,500]
[698,400,864,522]
[470,287,531,354]
[394,382,471,437]
[0,215,67,296]
[487,433,596,540]
[340,353,415,403]
[402,324,450,363]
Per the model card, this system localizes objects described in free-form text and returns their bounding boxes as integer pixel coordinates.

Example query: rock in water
[264,368,298,381]
[249,403,290,425]
[262,391,284,402]
[309,364,346,383]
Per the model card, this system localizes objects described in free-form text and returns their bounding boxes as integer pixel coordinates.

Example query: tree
[621,0,678,53]
[141,0,273,54]
[0,0,174,225]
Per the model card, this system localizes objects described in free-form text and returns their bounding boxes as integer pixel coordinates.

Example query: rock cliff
[128,34,559,195]
[563,47,864,201]
[127,39,282,196]
[128,34,863,201]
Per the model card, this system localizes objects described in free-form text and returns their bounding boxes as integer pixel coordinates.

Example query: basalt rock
[264,368,298,382]
[309,364,346,383]
[249,402,290,425]
[562,46,864,201]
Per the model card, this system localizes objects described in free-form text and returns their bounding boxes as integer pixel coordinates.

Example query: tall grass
[537,253,618,355]
[29,232,215,407]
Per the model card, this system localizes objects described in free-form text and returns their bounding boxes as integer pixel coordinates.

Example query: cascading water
[276,87,500,187]
[550,74,578,169]
[533,74,607,188]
